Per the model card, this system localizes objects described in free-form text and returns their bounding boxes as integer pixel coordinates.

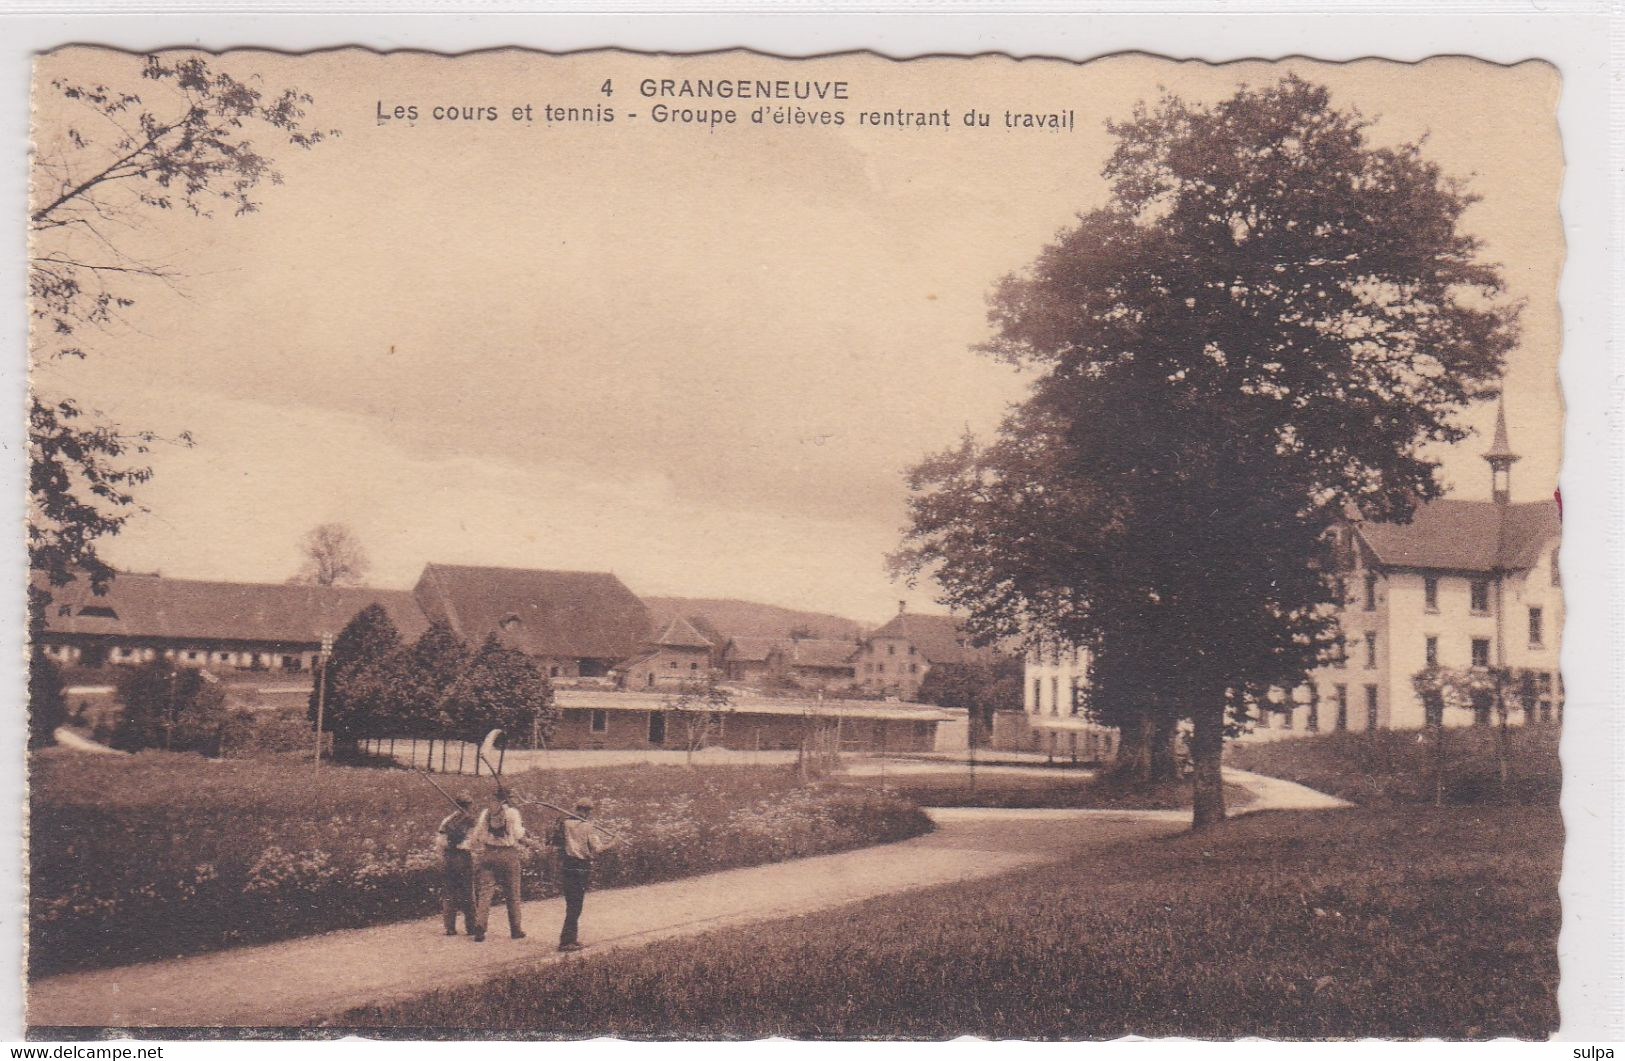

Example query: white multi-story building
[1010,405,1562,744]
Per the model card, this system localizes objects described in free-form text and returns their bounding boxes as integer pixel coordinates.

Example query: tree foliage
[393,621,473,738]
[895,77,1515,828]
[444,635,558,749]
[290,523,370,587]
[310,603,403,746]
[914,657,1021,737]
[29,54,334,624]
[29,652,69,749]
[111,656,228,754]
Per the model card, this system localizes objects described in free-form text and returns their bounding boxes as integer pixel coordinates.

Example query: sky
[30,50,1564,624]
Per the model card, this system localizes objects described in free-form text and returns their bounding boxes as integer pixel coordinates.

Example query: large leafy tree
[28,653,69,750]
[29,54,333,626]
[896,77,1515,829]
[395,621,472,738]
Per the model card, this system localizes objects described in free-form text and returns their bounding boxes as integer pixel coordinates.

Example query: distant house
[412,562,651,679]
[721,635,858,690]
[34,572,427,674]
[616,616,715,690]
[852,608,993,701]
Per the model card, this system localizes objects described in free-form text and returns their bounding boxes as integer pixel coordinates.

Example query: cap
[455,797,473,809]
[575,798,595,812]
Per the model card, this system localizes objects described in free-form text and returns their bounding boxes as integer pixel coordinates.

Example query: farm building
[33,571,427,674]
[615,616,715,690]
[412,563,651,678]
[720,635,858,690]
[549,688,967,753]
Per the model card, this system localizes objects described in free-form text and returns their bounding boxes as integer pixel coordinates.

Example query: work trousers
[440,850,474,934]
[559,859,592,945]
[473,845,523,937]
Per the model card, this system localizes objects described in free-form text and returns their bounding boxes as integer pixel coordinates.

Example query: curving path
[27,770,1348,1031]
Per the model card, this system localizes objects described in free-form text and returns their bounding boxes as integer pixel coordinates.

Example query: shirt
[436,811,474,854]
[462,806,525,849]
[551,816,614,861]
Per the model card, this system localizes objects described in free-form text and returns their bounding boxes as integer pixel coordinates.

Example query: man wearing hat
[549,798,619,951]
[434,796,476,936]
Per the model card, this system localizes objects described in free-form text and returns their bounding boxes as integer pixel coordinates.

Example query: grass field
[346,804,1560,1039]
[29,750,929,977]
[861,769,1256,811]
[1226,723,1561,806]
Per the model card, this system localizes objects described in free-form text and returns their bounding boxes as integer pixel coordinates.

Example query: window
[1364,574,1378,611]
[80,605,118,619]
[1425,636,1438,667]
[281,654,302,671]
[1050,676,1059,716]
[1282,704,1294,729]
[1470,580,1490,614]
[1551,546,1561,587]
[1528,607,1544,648]
[1424,576,1439,612]
[590,709,608,734]
[887,644,896,656]
[1365,685,1379,730]
[909,662,918,674]
[1069,678,1083,716]
[1364,632,1377,669]
[668,660,679,668]
[550,666,561,677]
[908,644,916,656]
[1471,638,1491,668]
[1335,685,1349,731]
[689,661,699,670]
[1306,692,1320,733]
[187,651,200,661]
[1536,671,1554,722]
[1032,678,1042,713]
[1333,635,1347,670]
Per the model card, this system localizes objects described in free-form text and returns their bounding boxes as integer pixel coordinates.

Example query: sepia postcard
[18,39,1597,1043]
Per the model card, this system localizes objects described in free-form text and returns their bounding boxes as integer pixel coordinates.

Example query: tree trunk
[1190,704,1226,831]
[1111,714,1154,782]
[1148,715,1180,782]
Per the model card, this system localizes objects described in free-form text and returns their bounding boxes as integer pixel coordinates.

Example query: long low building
[551,688,968,753]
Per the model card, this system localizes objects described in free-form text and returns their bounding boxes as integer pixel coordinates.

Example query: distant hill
[642,597,866,644]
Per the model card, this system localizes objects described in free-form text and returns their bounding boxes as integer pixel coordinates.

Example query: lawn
[344,804,1560,1039]
[28,749,929,977]
[1226,723,1561,806]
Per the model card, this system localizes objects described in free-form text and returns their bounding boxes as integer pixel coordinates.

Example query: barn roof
[785,638,860,670]
[35,571,428,645]
[1355,498,1559,573]
[414,563,651,662]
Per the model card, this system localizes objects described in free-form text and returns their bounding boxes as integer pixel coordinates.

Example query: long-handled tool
[412,765,470,813]
[476,728,627,844]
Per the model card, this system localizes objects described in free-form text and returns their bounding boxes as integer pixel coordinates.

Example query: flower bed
[28,750,929,978]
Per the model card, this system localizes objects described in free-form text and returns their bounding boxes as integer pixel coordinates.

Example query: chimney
[898,600,907,615]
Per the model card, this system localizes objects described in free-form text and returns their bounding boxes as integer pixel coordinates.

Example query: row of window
[1259,684,1380,732]
[1029,675,1085,716]
[864,661,920,676]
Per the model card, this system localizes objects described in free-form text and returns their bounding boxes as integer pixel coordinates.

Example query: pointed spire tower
[1483,398,1520,505]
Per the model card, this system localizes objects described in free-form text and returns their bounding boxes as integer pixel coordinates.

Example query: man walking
[435,796,476,936]
[465,791,526,943]
[549,797,619,952]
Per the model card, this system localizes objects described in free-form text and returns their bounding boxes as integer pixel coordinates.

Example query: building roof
[721,636,857,670]
[866,612,994,666]
[786,638,860,670]
[652,615,713,650]
[36,571,428,645]
[414,563,651,662]
[556,688,962,722]
[1354,498,1559,573]
[721,636,782,664]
